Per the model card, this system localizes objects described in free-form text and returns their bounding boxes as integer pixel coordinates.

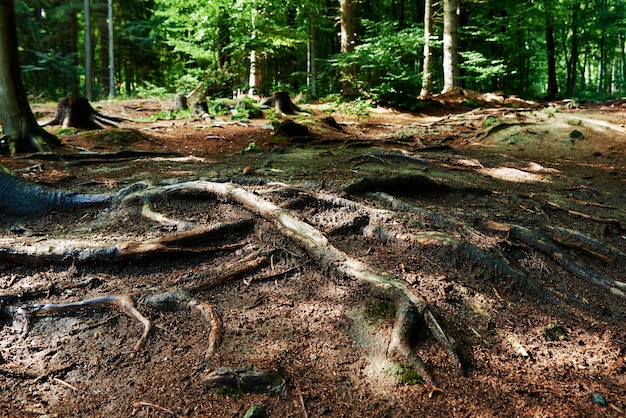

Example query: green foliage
[329,20,424,109]
[240,141,260,153]
[232,97,263,120]
[207,98,232,116]
[13,0,626,103]
[322,96,374,117]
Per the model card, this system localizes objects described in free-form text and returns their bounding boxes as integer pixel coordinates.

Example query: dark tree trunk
[544,1,558,99]
[0,0,61,155]
[47,97,123,129]
[566,3,580,96]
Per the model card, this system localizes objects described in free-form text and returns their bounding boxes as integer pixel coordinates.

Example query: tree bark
[108,0,115,98]
[0,0,61,155]
[340,0,357,97]
[442,0,460,94]
[419,0,434,98]
[84,0,93,100]
[340,0,355,54]
[566,2,580,96]
[544,0,558,100]
[307,18,318,98]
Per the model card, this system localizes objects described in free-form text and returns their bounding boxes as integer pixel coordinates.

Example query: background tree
[419,0,434,98]
[442,0,460,93]
[12,0,626,106]
[0,0,60,155]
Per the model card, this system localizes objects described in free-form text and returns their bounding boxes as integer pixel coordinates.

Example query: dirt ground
[0,94,625,417]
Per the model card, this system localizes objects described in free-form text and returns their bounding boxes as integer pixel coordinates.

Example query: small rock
[569,129,585,140]
[591,392,607,406]
[243,405,265,418]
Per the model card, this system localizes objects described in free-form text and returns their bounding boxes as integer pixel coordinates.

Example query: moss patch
[384,362,422,385]
[364,300,396,324]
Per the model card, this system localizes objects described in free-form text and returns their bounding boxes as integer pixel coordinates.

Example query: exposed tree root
[193,302,223,358]
[137,180,463,391]
[12,175,622,396]
[6,294,151,351]
[0,219,254,264]
[508,225,626,299]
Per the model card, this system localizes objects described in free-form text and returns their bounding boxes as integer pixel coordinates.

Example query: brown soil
[0,95,625,417]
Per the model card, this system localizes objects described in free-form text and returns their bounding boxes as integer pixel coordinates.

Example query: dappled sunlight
[478,166,549,183]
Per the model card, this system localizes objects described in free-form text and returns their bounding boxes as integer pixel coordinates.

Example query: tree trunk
[544,1,558,100]
[84,0,93,100]
[597,0,607,94]
[340,0,357,97]
[419,0,434,98]
[108,0,115,98]
[442,0,460,94]
[0,0,60,156]
[566,2,580,96]
[99,11,110,96]
[307,18,318,98]
[340,0,355,53]
[248,10,260,96]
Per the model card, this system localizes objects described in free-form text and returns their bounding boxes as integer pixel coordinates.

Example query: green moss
[385,362,422,385]
[364,300,396,323]
[482,115,500,127]
[56,127,80,136]
[216,387,243,398]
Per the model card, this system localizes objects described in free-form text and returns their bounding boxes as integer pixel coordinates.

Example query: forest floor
[0,92,625,417]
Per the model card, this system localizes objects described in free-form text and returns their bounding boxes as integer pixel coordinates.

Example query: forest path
[0,98,624,417]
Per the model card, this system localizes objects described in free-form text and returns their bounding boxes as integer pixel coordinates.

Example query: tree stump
[272,91,301,115]
[193,102,209,118]
[46,97,124,130]
[174,94,188,111]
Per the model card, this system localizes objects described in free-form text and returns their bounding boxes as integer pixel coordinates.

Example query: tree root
[6,294,152,351]
[0,219,254,264]
[508,225,626,299]
[193,302,223,358]
[141,180,463,391]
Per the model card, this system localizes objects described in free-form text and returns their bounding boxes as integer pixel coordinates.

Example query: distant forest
[16,0,626,107]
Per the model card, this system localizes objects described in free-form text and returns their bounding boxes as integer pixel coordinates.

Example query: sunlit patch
[478,166,547,183]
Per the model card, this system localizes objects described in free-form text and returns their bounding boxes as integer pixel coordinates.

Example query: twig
[53,377,80,391]
[133,401,174,416]
[295,380,309,418]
